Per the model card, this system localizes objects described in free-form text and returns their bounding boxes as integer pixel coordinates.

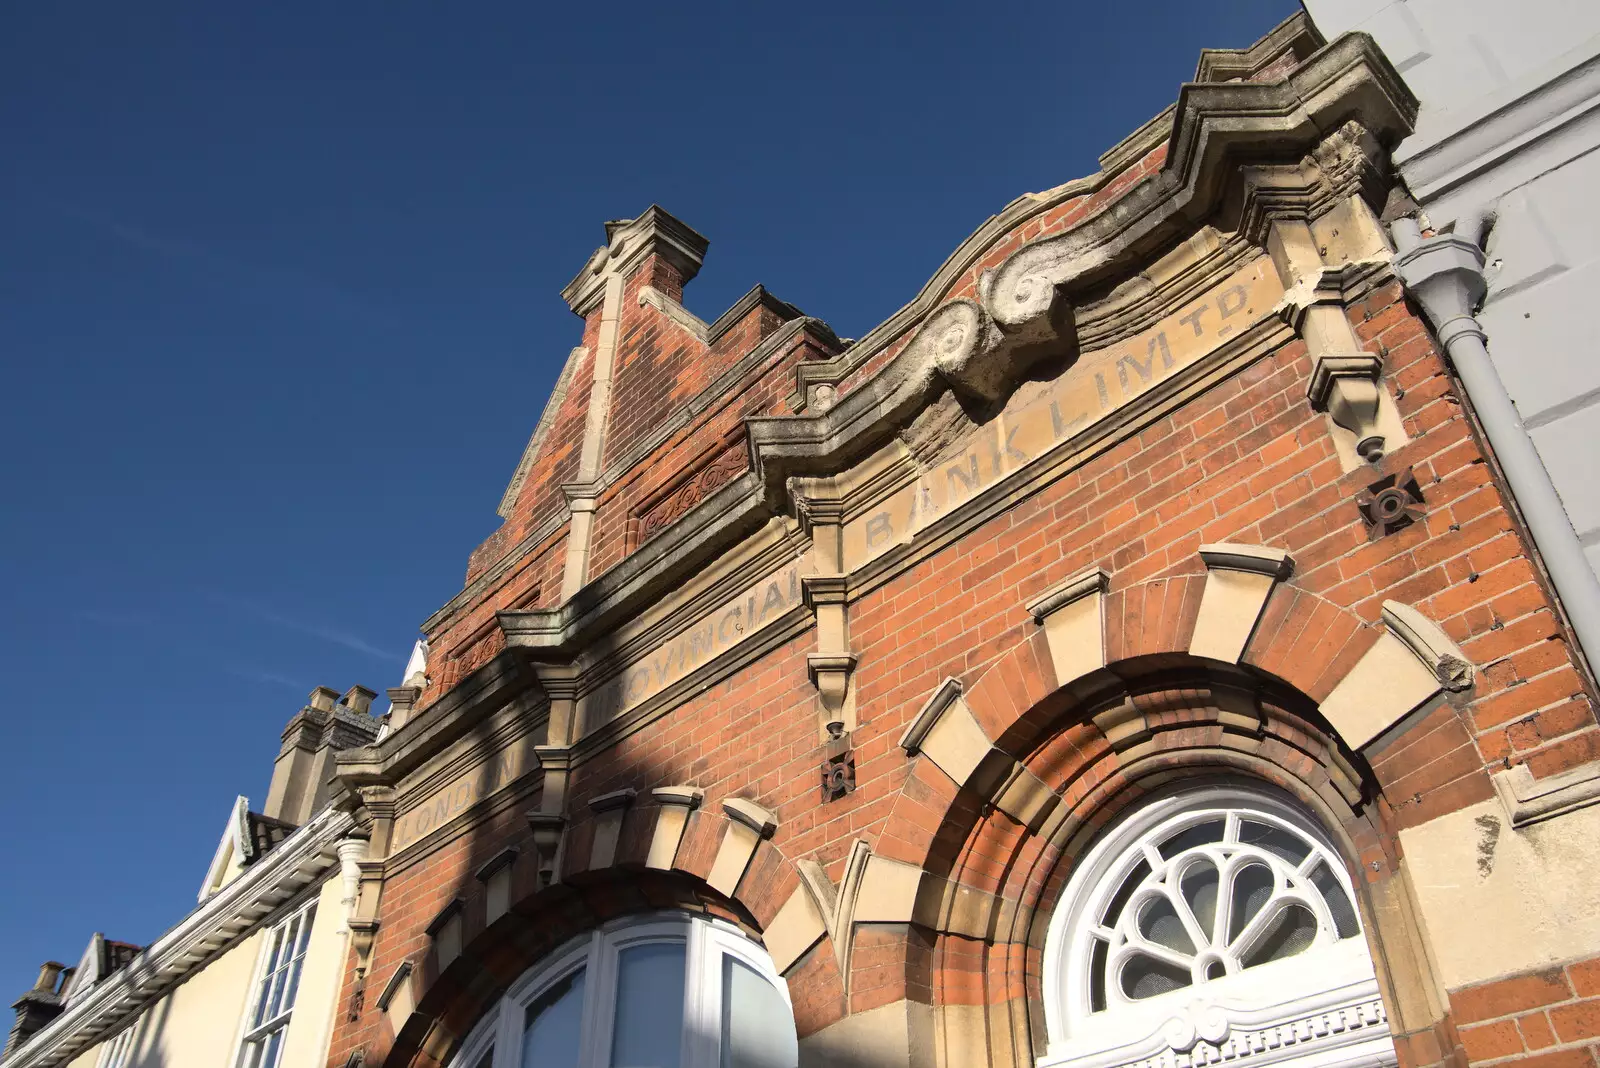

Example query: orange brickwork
[325,18,1600,1068]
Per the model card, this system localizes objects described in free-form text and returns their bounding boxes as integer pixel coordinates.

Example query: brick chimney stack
[263,685,382,825]
[4,962,68,1057]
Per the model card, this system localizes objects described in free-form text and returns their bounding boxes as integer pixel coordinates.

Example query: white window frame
[449,910,796,1068]
[232,898,318,1068]
[1039,782,1396,1068]
[97,1025,136,1068]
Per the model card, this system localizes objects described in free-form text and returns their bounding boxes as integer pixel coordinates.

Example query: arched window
[1040,783,1395,1068]
[449,912,798,1068]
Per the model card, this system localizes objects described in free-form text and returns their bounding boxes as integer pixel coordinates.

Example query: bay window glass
[521,968,584,1067]
[453,912,797,1068]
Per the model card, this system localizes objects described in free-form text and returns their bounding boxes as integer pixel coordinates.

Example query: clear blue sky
[0,1,1296,998]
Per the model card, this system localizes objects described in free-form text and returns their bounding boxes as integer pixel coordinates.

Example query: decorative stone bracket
[799,494,859,742]
[345,785,396,980]
[525,745,573,887]
[1308,354,1386,463]
[1268,217,1409,472]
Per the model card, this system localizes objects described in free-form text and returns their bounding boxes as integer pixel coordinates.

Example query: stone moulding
[722,797,778,838]
[1491,761,1600,828]
[358,32,1421,848]
[1379,600,1473,691]
[985,36,1415,336]
[375,959,413,1015]
[1026,567,1111,622]
[1197,543,1295,580]
[899,678,966,757]
[485,33,1414,667]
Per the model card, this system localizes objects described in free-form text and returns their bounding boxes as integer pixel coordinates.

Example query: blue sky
[0,1,1296,999]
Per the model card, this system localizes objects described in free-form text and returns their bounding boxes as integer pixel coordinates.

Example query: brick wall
[1454,957,1600,1068]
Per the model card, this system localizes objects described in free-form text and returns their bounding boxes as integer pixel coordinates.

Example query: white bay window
[453,912,798,1068]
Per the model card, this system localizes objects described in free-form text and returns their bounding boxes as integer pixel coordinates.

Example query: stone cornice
[706,284,804,345]
[446,315,837,639]
[560,205,709,317]
[4,808,354,1068]
[984,33,1414,336]
[385,30,1412,790]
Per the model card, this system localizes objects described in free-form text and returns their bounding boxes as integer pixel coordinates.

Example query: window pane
[522,968,585,1068]
[1309,861,1360,939]
[720,956,798,1068]
[251,930,284,1027]
[1159,818,1225,859]
[1238,820,1310,866]
[610,942,685,1068]
[260,1029,285,1068]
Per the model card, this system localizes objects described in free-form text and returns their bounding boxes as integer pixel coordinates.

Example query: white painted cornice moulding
[3,807,354,1068]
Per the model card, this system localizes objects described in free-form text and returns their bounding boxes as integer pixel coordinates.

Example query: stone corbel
[526,745,573,887]
[1267,215,1408,472]
[335,830,371,929]
[799,492,859,742]
[804,576,857,740]
[1308,355,1386,463]
[346,785,396,978]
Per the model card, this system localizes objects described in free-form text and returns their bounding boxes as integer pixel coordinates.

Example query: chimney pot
[341,686,378,716]
[308,686,340,712]
[31,962,64,994]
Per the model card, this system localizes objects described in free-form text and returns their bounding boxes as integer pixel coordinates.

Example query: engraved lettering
[1003,424,1028,464]
[1149,330,1173,369]
[1178,303,1209,337]
[866,512,893,549]
[1117,349,1157,392]
[1095,373,1111,408]
[946,453,981,495]
[718,605,741,643]
[1049,399,1065,437]
[760,581,786,621]
[1217,283,1249,318]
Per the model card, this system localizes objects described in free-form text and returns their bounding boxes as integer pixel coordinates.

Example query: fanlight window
[449,912,798,1068]
[1090,805,1360,1006]
[1041,785,1394,1068]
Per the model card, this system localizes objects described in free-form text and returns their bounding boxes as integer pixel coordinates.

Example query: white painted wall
[1304,1,1600,578]
[58,879,345,1068]
[277,878,348,1068]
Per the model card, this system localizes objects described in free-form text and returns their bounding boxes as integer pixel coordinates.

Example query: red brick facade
[327,16,1600,1068]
